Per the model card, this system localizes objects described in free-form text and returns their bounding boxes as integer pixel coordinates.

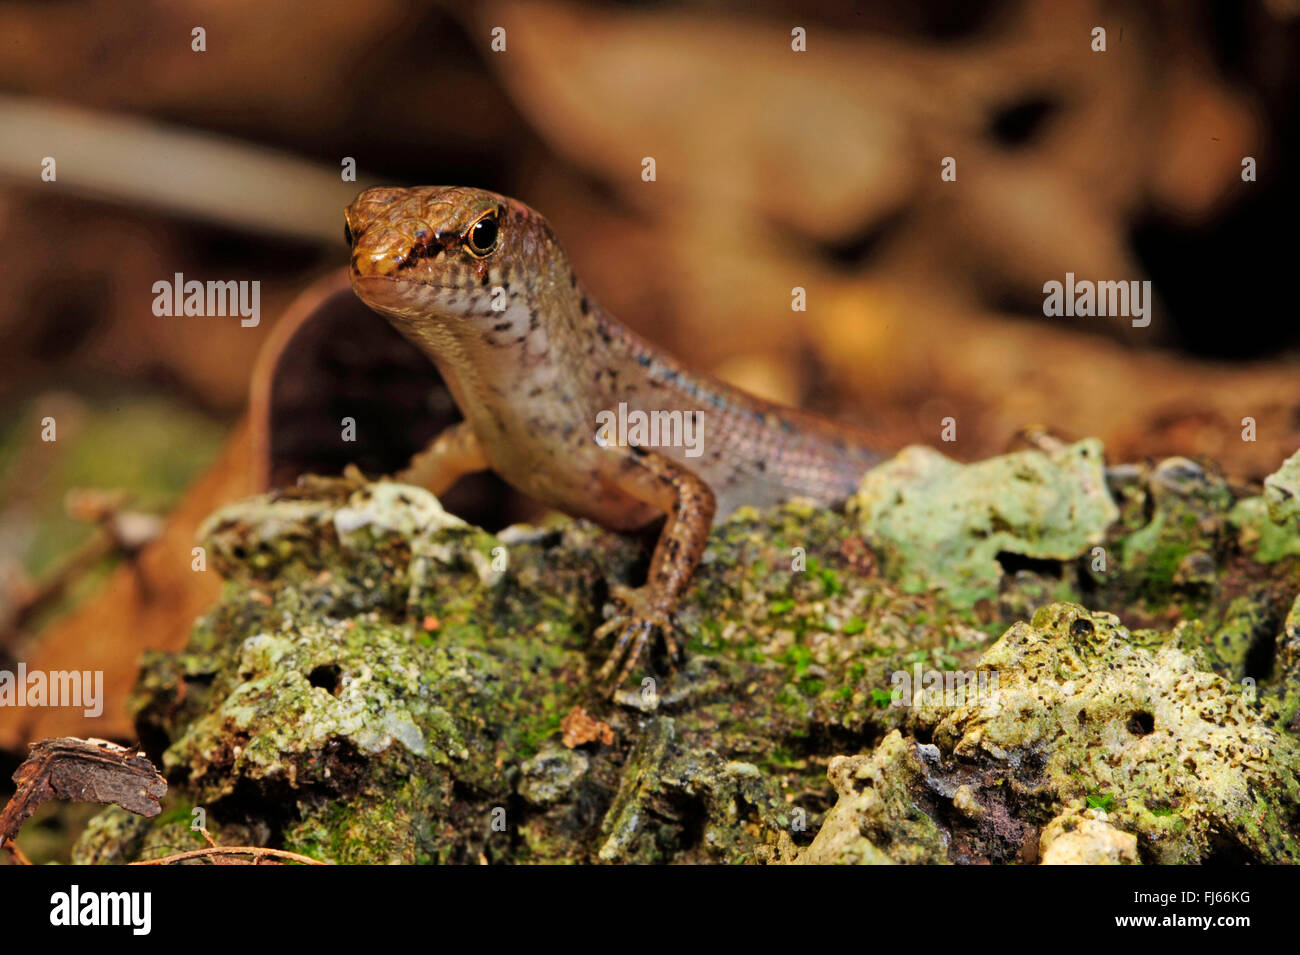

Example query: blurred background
[2,0,1299,858]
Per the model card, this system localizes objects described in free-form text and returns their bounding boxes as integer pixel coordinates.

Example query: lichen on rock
[1232,449,1300,564]
[805,602,1300,864]
[850,440,1117,607]
[1039,803,1139,865]
[1264,449,1300,529]
[70,440,1300,865]
[799,732,951,865]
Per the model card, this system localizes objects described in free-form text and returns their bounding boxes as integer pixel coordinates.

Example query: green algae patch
[851,440,1117,608]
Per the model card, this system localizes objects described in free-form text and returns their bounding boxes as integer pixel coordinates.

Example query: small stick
[132,845,326,866]
[2,839,33,865]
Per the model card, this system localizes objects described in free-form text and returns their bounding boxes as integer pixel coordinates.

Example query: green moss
[1086,791,1115,813]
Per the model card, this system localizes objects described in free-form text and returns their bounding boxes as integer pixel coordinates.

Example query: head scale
[344,185,564,326]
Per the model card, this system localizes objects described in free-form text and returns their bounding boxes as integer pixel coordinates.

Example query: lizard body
[345,185,882,692]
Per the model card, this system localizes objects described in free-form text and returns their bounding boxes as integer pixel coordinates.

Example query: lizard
[343,185,883,695]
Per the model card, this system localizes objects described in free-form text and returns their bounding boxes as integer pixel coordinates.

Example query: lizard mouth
[351,271,463,293]
[349,271,477,321]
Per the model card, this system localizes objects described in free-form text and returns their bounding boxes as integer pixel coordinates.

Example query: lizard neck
[389,266,598,443]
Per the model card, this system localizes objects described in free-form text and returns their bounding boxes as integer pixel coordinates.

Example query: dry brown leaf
[0,736,165,846]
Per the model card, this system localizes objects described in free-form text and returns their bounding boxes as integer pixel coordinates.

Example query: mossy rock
[73,442,1300,864]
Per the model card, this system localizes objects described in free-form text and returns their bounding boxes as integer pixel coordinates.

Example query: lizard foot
[593,583,681,694]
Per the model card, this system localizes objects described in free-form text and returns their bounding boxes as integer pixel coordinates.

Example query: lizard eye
[464,213,500,257]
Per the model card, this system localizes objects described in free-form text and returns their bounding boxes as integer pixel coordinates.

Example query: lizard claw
[594,584,680,694]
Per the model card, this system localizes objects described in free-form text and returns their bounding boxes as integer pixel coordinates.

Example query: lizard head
[345,185,566,327]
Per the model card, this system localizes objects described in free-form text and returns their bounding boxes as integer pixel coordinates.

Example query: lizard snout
[349,234,407,279]
[343,187,412,262]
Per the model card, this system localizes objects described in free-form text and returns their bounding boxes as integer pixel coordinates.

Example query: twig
[2,839,33,865]
[132,845,326,866]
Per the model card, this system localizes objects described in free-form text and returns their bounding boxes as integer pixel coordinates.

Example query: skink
[344,186,882,693]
